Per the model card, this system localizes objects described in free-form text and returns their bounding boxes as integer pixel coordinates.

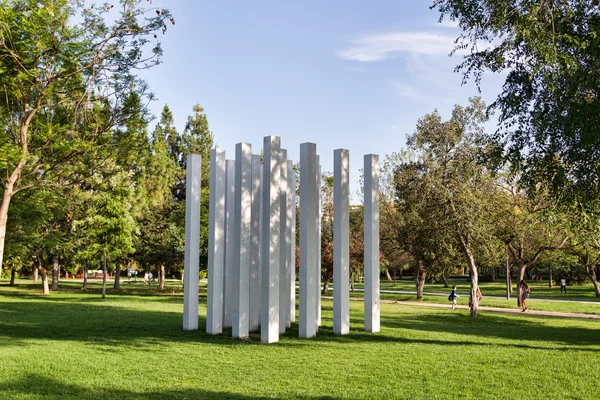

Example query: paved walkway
[322,296,600,320]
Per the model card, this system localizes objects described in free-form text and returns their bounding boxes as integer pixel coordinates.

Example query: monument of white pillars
[249,154,262,332]
[334,149,350,335]
[183,154,201,331]
[364,154,380,333]
[206,149,225,334]
[299,142,318,338]
[186,137,381,342]
[232,143,252,339]
[223,159,235,328]
[279,149,289,334]
[261,136,281,344]
[286,160,296,325]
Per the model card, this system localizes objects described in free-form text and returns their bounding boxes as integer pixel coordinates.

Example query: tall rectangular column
[183,154,201,331]
[287,160,296,324]
[334,149,350,335]
[206,149,226,334]
[300,142,318,338]
[249,154,262,332]
[279,149,289,334]
[364,154,380,333]
[261,136,281,343]
[232,143,252,339]
[223,159,235,328]
[316,159,322,327]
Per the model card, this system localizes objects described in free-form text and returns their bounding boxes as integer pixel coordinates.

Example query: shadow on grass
[1,288,598,352]
[2,374,338,400]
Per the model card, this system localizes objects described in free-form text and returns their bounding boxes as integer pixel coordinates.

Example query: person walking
[449,285,458,310]
[560,278,567,294]
[520,280,530,312]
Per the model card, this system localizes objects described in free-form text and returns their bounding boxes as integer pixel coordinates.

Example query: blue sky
[141,0,505,201]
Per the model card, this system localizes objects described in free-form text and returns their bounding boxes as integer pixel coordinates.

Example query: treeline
[2,102,213,295]
[377,98,600,302]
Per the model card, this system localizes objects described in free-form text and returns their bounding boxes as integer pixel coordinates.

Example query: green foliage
[433,0,600,205]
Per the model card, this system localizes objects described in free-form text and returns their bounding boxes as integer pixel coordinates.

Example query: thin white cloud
[337,31,458,62]
[395,83,429,102]
[437,19,459,29]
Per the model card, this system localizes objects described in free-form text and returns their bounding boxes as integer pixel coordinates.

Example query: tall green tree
[0,0,173,269]
[73,168,137,299]
[405,98,500,316]
[433,0,600,205]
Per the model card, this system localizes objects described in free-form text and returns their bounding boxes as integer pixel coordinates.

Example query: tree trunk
[39,263,50,295]
[350,271,355,291]
[516,262,526,307]
[441,271,449,288]
[585,265,600,297]
[113,259,121,290]
[454,221,479,316]
[0,159,27,271]
[417,269,426,300]
[491,267,496,282]
[416,260,425,300]
[102,251,107,299]
[82,267,88,291]
[33,264,39,283]
[10,267,16,285]
[548,268,553,288]
[393,269,397,287]
[158,264,166,290]
[385,270,392,281]
[51,255,59,290]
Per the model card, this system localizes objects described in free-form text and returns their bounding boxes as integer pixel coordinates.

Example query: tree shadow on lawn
[2,373,338,400]
[1,292,598,352]
[377,312,600,349]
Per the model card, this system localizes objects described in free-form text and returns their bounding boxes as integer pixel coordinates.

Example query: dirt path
[322,296,600,320]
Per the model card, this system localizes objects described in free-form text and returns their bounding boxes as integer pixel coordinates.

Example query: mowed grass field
[1,279,599,400]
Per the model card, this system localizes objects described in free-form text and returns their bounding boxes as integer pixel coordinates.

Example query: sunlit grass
[1,280,599,399]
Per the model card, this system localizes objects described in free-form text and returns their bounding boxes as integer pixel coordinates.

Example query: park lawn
[1,281,599,400]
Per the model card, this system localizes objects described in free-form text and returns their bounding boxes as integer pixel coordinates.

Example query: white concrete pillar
[206,149,226,334]
[364,154,380,333]
[232,143,252,339]
[279,149,289,334]
[249,154,262,332]
[300,142,318,338]
[183,154,201,331]
[287,160,296,324]
[261,136,281,343]
[316,159,322,327]
[334,149,350,335]
[223,159,235,328]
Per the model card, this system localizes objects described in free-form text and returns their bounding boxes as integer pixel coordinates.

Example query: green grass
[1,280,600,399]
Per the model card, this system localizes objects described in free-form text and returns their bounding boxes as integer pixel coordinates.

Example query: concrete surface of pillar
[232,143,252,339]
[299,142,318,338]
[249,154,262,332]
[206,149,226,334]
[333,149,350,335]
[183,154,202,331]
[261,136,281,343]
[279,149,289,334]
[364,154,380,333]
[223,159,235,328]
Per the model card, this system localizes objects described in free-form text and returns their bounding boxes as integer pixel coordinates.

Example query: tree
[381,151,460,300]
[73,168,137,299]
[495,176,570,304]
[405,98,500,316]
[0,0,173,269]
[433,0,600,205]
